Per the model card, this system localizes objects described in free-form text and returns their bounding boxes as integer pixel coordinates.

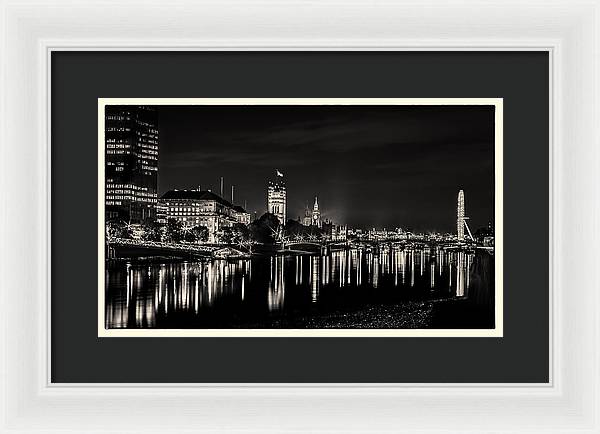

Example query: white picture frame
[0,0,598,432]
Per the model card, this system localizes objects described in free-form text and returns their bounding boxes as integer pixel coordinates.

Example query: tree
[249,213,280,244]
[183,225,209,243]
[141,220,163,242]
[106,219,132,239]
[165,218,183,243]
[284,219,324,240]
[219,227,234,244]
[192,225,209,243]
[284,219,304,238]
[183,228,197,243]
[231,223,251,244]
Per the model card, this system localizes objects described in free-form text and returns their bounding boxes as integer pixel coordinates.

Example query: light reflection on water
[105,246,489,329]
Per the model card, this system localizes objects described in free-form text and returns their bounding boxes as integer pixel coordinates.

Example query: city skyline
[156,105,495,232]
[102,101,498,333]
[163,171,482,234]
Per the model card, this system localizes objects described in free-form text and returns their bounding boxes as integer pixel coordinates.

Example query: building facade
[156,201,168,225]
[232,205,252,225]
[158,190,248,243]
[105,106,159,223]
[267,170,287,224]
[328,224,347,241]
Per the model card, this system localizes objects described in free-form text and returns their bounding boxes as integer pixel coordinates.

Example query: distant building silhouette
[302,204,312,226]
[105,106,158,223]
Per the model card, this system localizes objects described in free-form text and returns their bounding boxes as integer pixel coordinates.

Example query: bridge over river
[106,237,250,260]
[107,236,483,261]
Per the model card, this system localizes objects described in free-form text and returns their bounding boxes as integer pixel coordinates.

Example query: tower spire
[312,196,321,228]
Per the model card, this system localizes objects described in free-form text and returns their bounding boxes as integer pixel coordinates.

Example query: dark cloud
[157,105,495,232]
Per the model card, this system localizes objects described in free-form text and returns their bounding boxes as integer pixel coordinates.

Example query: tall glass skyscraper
[105,106,159,223]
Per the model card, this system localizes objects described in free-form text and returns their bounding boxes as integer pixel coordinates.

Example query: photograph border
[98,97,504,338]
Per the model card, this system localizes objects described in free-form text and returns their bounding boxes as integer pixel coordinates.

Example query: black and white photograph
[100,98,501,336]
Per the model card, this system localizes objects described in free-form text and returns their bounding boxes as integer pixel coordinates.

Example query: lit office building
[105,106,159,223]
[267,170,287,224]
[158,190,249,243]
[156,202,168,225]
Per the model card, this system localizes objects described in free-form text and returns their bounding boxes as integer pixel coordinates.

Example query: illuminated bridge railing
[284,240,324,246]
[107,237,218,253]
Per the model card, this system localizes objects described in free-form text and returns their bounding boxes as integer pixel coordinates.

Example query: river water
[105,245,494,329]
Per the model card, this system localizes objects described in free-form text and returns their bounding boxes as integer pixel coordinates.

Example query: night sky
[156,105,495,233]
